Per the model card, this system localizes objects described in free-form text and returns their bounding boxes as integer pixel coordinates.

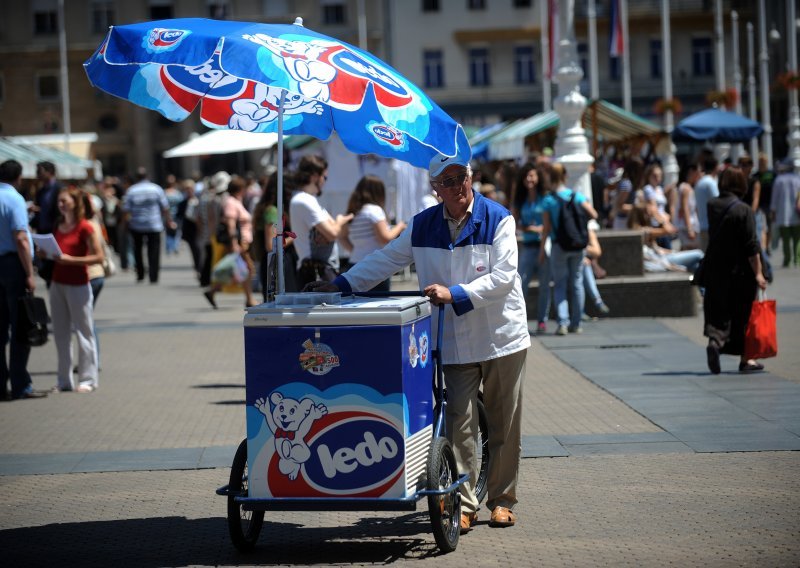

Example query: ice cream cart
[217,292,475,553]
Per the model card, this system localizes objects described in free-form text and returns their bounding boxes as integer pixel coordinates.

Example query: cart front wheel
[427,436,460,553]
[227,438,264,552]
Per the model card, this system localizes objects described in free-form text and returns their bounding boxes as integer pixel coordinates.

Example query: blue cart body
[242,296,434,501]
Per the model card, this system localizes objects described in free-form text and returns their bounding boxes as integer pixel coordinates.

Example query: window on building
[577,42,588,79]
[149,1,174,21]
[468,0,486,9]
[609,56,620,81]
[469,47,491,87]
[33,0,58,35]
[91,1,115,34]
[322,1,347,25]
[692,37,714,76]
[262,0,288,17]
[208,2,229,19]
[514,45,535,85]
[423,50,444,89]
[513,0,532,7]
[422,0,440,12]
[36,73,60,101]
[650,39,662,78]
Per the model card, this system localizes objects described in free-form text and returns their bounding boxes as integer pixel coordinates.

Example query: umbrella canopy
[84,17,469,295]
[84,17,468,168]
[672,108,764,143]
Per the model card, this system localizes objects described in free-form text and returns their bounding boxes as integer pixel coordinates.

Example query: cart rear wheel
[474,395,489,504]
[427,436,460,553]
[228,439,264,552]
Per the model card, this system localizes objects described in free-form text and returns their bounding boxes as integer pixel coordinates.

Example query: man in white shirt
[289,155,352,286]
[308,153,530,534]
[694,155,720,251]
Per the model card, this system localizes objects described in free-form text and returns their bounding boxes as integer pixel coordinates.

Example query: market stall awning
[487,112,559,160]
[583,100,663,144]
[8,132,98,160]
[486,100,664,161]
[0,137,95,179]
[163,129,280,158]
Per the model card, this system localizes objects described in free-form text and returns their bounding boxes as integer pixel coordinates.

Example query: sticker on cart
[299,338,340,375]
[418,331,429,368]
[408,329,419,368]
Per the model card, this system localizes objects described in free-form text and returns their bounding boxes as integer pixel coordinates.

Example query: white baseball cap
[429,153,470,178]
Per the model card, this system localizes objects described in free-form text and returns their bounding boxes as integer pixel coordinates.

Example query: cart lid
[244,296,431,327]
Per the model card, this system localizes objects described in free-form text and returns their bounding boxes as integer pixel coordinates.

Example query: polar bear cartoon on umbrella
[229,83,323,131]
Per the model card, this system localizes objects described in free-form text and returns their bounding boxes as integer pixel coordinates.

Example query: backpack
[555,192,589,251]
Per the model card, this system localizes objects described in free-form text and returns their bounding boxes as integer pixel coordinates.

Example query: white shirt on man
[289,190,339,270]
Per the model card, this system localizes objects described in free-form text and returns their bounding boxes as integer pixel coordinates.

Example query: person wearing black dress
[703,167,768,374]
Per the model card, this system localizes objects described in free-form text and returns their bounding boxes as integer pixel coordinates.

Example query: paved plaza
[1,249,799,567]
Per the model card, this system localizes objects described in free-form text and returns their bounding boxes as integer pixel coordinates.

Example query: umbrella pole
[276,89,286,296]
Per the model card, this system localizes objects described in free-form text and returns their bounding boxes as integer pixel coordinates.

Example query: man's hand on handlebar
[303,281,340,293]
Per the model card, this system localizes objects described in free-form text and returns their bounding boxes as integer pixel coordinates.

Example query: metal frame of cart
[217,295,489,554]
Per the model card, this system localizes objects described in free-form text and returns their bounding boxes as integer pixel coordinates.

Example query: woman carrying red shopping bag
[702,168,768,374]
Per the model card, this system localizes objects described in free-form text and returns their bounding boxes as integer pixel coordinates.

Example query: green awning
[485,100,664,161]
[0,137,93,179]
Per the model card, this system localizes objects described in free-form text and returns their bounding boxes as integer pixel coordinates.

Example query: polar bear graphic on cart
[255,392,328,480]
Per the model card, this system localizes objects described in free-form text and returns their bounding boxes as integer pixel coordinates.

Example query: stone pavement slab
[1,452,798,567]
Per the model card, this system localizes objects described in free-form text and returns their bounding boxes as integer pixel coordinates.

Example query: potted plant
[653,97,683,116]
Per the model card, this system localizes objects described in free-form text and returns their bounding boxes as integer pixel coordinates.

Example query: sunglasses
[431,174,466,189]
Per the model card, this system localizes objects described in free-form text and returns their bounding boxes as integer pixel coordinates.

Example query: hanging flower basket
[705,88,738,108]
[653,97,683,115]
[777,71,800,90]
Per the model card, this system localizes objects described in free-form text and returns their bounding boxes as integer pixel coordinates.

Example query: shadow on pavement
[0,512,441,566]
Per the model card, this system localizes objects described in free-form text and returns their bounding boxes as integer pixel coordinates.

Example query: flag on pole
[609,0,624,57]
[547,0,560,79]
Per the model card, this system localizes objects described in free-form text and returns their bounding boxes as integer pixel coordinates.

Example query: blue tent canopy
[672,108,764,143]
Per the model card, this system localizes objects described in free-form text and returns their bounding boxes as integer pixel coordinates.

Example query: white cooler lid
[244,296,431,327]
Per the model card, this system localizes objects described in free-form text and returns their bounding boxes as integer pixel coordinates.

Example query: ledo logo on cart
[305,416,403,491]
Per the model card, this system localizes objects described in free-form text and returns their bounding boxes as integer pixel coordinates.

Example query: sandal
[489,506,516,527]
[460,511,478,534]
[76,385,95,393]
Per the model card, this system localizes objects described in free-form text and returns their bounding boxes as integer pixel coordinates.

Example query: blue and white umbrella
[84,17,470,293]
[672,108,764,144]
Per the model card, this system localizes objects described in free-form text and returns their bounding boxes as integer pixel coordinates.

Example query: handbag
[102,242,117,277]
[690,258,706,286]
[15,292,49,347]
[743,292,777,360]
[215,219,241,246]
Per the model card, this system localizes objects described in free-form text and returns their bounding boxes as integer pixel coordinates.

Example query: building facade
[0,0,792,179]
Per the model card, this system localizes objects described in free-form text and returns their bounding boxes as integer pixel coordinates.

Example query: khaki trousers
[444,348,526,515]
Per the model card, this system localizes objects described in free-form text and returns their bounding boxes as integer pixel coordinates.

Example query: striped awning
[485,100,664,161]
[583,99,663,143]
[0,137,94,179]
[487,112,559,160]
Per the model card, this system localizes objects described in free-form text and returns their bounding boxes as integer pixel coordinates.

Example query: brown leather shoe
[489,506,516,527]
[460,511,478,534]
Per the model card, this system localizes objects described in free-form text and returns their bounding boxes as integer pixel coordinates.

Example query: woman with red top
[48,187,104,392]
